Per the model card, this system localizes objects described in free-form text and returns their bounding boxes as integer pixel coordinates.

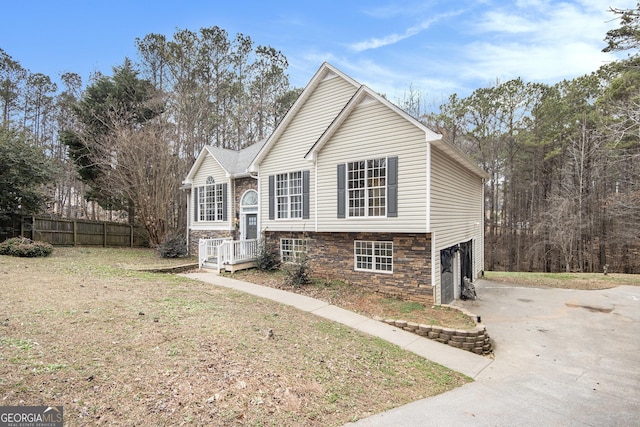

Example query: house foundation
[266,231,434,304]
[188,229,233,256]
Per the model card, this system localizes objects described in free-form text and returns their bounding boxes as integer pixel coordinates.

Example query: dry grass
[0,248,469,426]
[484,271,640,290]
[226,269,477,330]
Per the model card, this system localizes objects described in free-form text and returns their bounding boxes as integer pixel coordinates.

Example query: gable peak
[358,94,377,107]
[322,69,339,82]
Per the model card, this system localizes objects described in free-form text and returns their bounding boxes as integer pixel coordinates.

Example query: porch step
[223,260,257,273]
[199,238,259,272]
[200,259,256,273]
[201,259,219,270]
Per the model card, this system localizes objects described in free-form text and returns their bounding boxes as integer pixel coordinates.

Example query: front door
[245,214,257,240]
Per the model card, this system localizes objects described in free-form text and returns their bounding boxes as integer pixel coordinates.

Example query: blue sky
[1,0,634,106]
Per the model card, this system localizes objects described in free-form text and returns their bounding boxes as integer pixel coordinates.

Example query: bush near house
[157,233,188,258]
[0,237,53,257]
[283,254,312,288]
[255,237,280,271]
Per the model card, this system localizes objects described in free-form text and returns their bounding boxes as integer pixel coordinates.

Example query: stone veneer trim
[265,230,434,304]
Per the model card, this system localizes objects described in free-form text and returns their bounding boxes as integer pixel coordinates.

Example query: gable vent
[322,70,339,81]
[358,95,376,107]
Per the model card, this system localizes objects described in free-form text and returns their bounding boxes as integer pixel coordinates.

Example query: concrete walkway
[183,272,492,379]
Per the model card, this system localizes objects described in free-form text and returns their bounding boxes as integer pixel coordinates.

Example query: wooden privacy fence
[1,216,148,247]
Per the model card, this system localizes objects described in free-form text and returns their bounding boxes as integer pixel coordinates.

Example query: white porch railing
[217,239,259,270]
[198,238,231,268]
[198,238,259,270]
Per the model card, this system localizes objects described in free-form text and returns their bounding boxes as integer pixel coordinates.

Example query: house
[187,62,488,304]
[182,141,265,257]
[249,63,488,304]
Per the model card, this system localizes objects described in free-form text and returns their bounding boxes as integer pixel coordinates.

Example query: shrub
[0,237,53,258]
[283,253,312,288]
[157,233,188,258]
[255,236,280,271]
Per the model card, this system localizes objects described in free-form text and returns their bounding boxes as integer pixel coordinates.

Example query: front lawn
[0,247,469,426]
[484,270,640,290]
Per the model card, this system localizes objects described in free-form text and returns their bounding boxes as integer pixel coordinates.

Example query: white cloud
[456,0,636,85]
[475,10,538,34]
[349,19,438,52]
[349,10,464,52]
[288,0,638,105]
[460,40,618,84]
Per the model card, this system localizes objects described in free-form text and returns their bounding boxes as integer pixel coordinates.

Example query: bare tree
[534,195,579,272]
[89,112,180,245]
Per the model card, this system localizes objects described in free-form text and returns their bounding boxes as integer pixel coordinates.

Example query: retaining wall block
[378,305,494,354]
[406,322,419,332]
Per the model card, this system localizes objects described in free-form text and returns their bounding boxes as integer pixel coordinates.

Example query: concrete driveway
[350,280,640,426]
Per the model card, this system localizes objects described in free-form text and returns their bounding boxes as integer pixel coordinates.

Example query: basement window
[354,240,393,273]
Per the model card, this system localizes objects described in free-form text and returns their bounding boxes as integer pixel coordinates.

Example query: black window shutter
[303,170,310,219]
[268,175,275,220]
[222,183,228,221]
[387,156,398,217]
[337,164,346,218]
[193,187,199,222]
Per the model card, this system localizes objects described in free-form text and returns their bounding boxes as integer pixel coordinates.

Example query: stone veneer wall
[266,231,434,304]
[188,229,233,256]
[233,176,258,218]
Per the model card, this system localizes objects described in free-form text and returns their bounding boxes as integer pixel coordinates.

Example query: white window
[276,171,303,219]
[280,238,307,263]
[198,176,224,222]
[348,158,386,217]
[241,190,258,209]
[354,241,393,273]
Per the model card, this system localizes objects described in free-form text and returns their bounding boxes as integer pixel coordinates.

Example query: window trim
[269,171,310,221]
[280,238,307,263]
[276,171,303,219]
[346,157,387,218]
[354,240,393,274]
[195,176,225,222]
[241,189,258,208]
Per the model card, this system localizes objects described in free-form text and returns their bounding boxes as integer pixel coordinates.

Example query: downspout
[184,185,191,255]
[481,178,486,276]
[314,160,318,233]
[426,140,431,232]
[250,171,259,237]
[427,140,438,304]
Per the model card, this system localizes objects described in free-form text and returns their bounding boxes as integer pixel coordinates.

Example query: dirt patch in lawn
[0,248,469,426]
[223,269,477,331]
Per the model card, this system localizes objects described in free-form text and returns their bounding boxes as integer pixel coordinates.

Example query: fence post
[130,225,134,247]
[31,216,36,240]
[103,223,107,247]
[73,221,77,246]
